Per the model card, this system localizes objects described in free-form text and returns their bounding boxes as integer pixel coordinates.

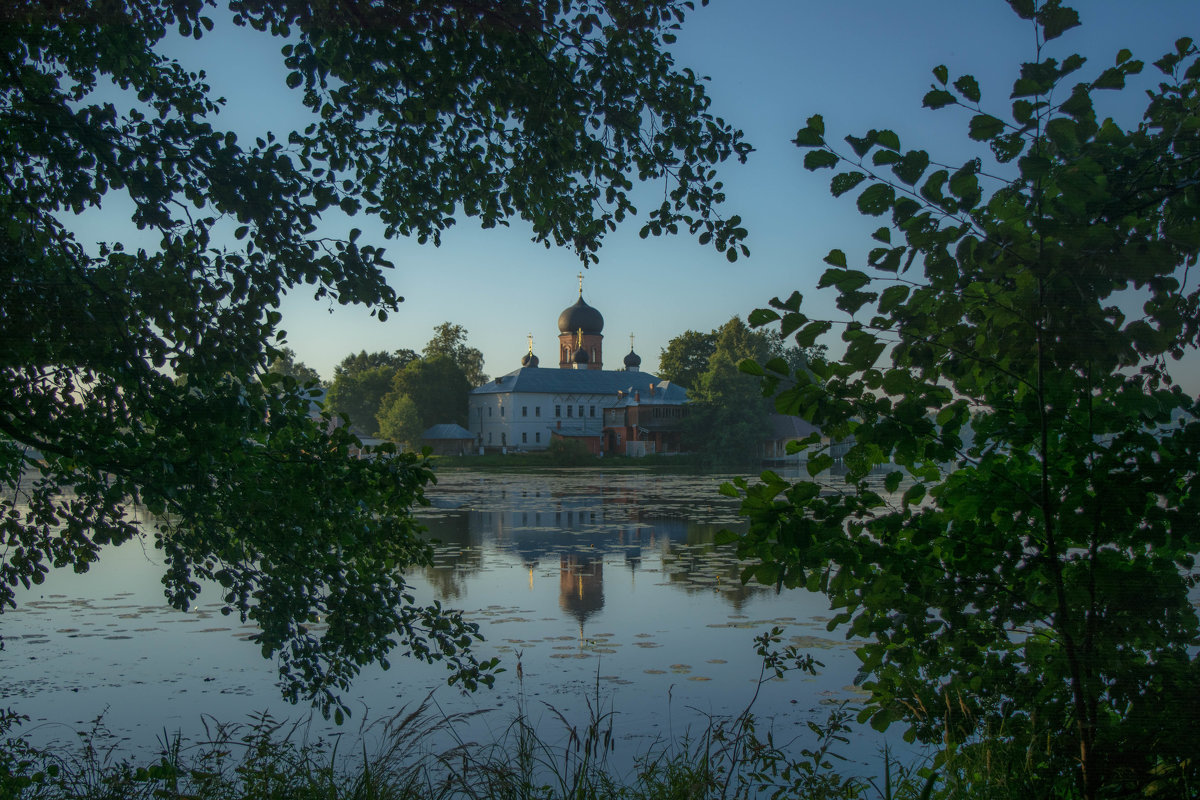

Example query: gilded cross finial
[527,333,534,354]
[577,271,584,295]
[576,327,583,348]
[629,332,635,350]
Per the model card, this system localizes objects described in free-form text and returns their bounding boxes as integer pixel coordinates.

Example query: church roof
[609,379,687,406]
[557,295,604,335]
[472,368,688,402]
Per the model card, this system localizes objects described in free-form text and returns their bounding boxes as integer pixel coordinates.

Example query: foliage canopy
[731,4,1200,797]
[1,0,746,716]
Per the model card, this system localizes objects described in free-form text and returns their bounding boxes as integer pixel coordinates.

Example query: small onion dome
[572,345,590,365]
[557,295,604,335]
[521,350,540,367]
[623,348,642,369]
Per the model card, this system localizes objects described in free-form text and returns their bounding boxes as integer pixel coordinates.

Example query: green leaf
[857,183,895,216]
[953,75,982,103]
[845,134,873,157]
[808,453,834,476]
[796,320,832,347]
[1045,117,1078,150]
[878,284,910,313]
[1007,0,1035,19]
[794,116,826,147]
[1037,4,1080,40]
[824,249,848,268]
[968,114,1005,141]
[1094,67,1126,90]
[1018,153,1051,180]
[892,150,930,185]
[804,150,840,170]
[748,308,780,327]
[738,358,765,376]
[923,89,956,110]
[831,171,867,198]
[874,129,901,151]
[932,65,949,85]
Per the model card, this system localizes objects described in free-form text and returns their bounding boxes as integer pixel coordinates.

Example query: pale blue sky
[96,2,1200,392]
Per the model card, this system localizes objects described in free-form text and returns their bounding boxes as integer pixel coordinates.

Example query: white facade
[469,368,686,452]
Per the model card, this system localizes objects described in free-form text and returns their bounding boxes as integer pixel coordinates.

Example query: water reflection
[4,467,893,768]
[416,469,775,622]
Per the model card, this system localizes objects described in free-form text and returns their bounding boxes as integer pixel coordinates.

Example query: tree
[387,356,471,431]
[376,394,424,449]
[730,6,1199,797]
[657,329,716,389]
[325,350,419,436]
[660,317,778,463]
[423,322,487,386]
[1,0,746,716]
[325,362,398,437]
[332,349,419,379]
[266,347,323,386]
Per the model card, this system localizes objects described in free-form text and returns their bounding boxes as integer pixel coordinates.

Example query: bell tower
[557,273,604,370]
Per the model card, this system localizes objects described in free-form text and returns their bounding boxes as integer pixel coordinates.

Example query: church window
[522,432,527,443]
[567,406,573,417]
[500,406,505,417]
[488,407,492,417]
[578,405,583,418]
[555,405,561,417]
[536,432,541,443]
[536,406,541,417]
[522,406,527,417]
[590,406,595,417]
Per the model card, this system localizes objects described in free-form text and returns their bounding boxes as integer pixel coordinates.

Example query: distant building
[469,277,688,454]
[602,382,689,456]
[760,414,821,462]
[421,423,476,456]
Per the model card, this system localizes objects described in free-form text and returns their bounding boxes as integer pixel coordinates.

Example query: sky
[106,1,1200,392]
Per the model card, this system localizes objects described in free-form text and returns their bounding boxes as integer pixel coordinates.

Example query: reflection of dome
[559,553,604,624]
[557,296,604,335]
[623,348,641,369]
[522,351,540,367]
[572,346,589,365]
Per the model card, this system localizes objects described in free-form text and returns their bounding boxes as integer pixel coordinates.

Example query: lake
[1,467,899,770]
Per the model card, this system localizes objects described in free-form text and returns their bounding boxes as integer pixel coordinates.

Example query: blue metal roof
[421,423,475,440]
[471,368,688,402]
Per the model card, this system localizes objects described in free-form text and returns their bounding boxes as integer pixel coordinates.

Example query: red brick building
[601,381,688,456]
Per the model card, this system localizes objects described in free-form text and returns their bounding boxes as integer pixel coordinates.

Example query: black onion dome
[557,296,604,334]
[521,351,540,367]
[572,345,590,364]
[623,348,642,368]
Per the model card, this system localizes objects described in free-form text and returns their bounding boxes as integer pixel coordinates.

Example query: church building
[469,278,688,454]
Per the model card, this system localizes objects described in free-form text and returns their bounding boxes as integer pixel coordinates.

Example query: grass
[4,632,1186,799]
[0,631,873,800]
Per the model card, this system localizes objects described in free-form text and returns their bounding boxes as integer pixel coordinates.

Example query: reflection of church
[559,552,604,628]
[469,276,689,455]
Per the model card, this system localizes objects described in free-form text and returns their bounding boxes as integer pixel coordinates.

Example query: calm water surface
[2,467,894,767]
